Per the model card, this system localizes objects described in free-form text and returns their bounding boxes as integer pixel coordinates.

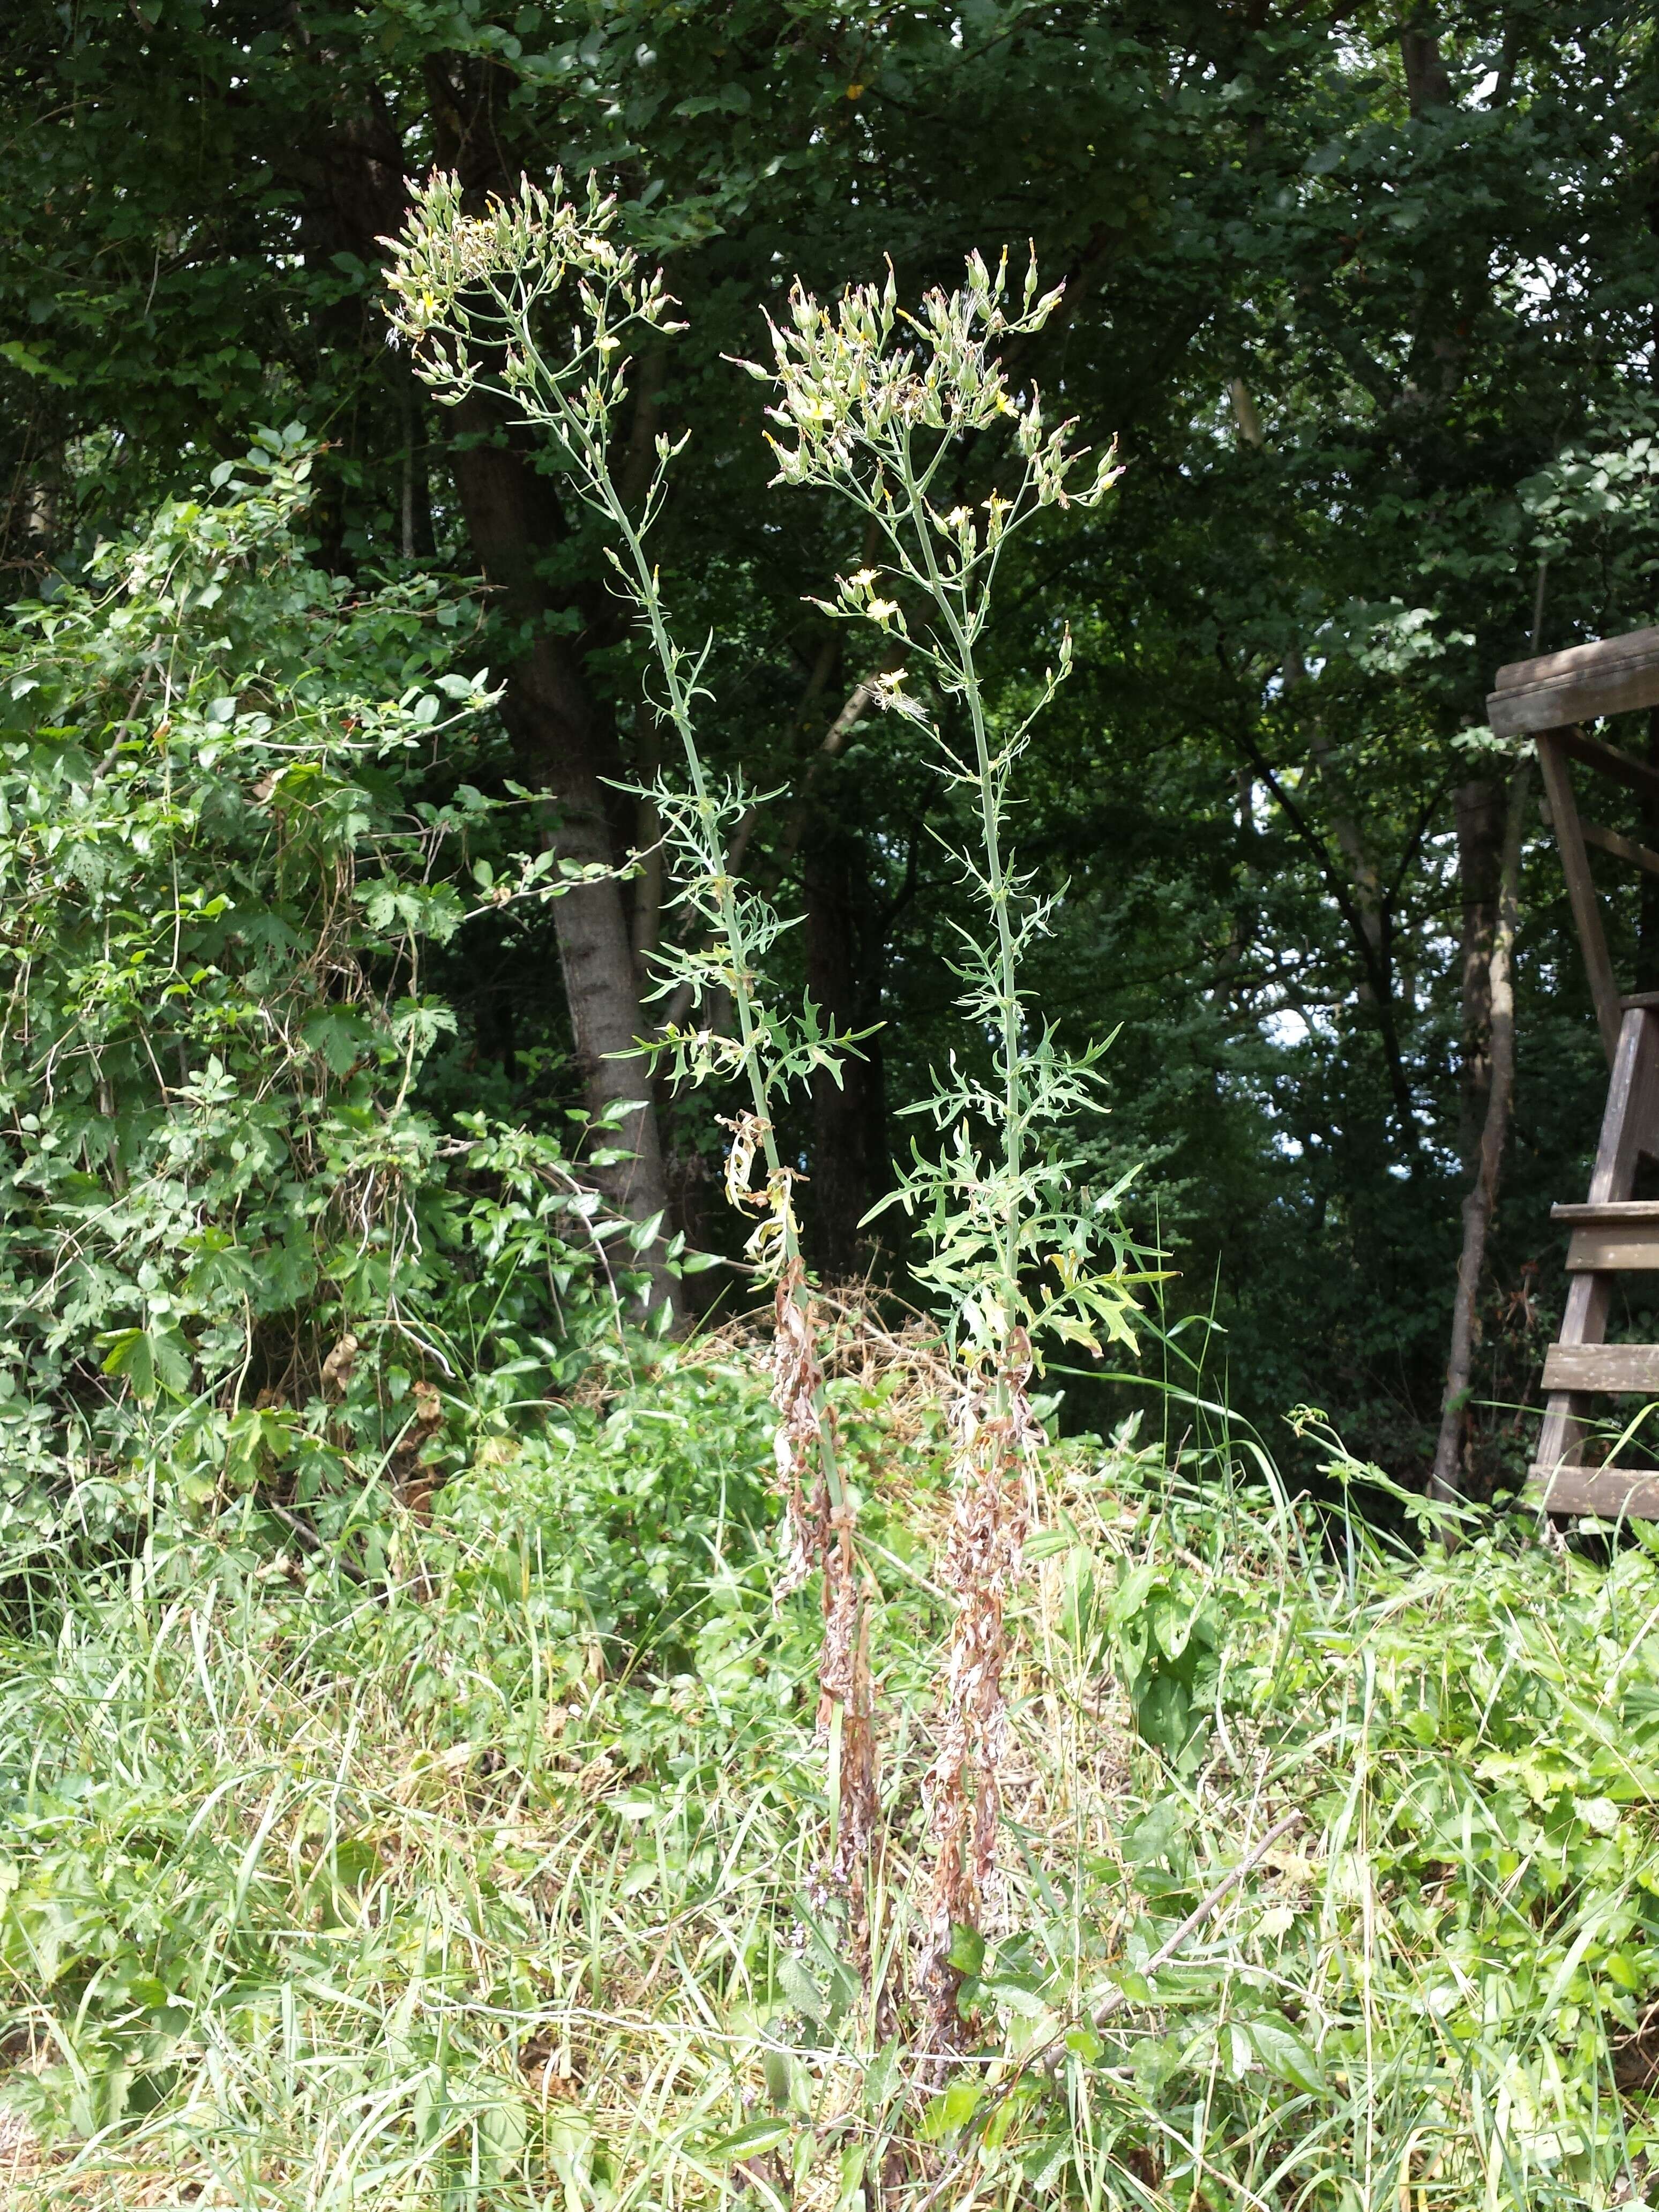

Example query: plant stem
[902,444,1022,1357]
[585,443,845,1512]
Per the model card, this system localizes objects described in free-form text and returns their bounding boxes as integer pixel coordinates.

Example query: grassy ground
[4,1323,1659,2209]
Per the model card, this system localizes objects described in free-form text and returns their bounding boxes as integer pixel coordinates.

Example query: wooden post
[1535,731,1621,1063]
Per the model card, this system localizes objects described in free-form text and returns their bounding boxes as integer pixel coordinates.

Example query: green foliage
[11,12,1659,2198]
[1103,1558,1221,1772]
[440,1348,788,1696]
[0,435,663,1555]
[5,0,1659,1464]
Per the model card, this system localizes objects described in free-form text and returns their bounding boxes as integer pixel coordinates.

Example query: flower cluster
[383,171,684,457]
[746,248,1119,580]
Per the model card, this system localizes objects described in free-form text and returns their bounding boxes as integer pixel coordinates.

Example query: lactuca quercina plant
[751,249,1150,2041]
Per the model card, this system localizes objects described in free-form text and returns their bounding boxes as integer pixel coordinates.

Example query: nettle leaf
[776,1952,826,2022]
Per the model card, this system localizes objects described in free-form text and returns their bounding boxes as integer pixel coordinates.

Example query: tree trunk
[1455,778,1505,1164]
[14,437,62,582]
[630,703,666,984]
[298,73,686,1325]
[1641,155,1659,984]
[804,823,887,1280]
[1399,18,1453,114]
[1431,758,1530,1506]
[399,361,435,561]
[446,391,685,1325]
[1639,707,1659,990]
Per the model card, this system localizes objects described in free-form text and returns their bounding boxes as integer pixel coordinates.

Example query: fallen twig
[1085,1805,1306,2033]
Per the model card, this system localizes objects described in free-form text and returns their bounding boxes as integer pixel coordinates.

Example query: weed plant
[384,181,1149,2038]
[749,244,1144,2029]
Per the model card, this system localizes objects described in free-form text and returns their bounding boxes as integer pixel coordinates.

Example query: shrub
[0,425,672,1565]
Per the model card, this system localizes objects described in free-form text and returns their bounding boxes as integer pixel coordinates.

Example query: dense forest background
[4,0,1659,1492]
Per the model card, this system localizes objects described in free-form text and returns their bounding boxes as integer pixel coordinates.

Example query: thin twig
[1086,1805,1305,2032]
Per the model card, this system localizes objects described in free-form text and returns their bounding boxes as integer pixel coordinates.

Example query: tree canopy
[4,1,1658,1488]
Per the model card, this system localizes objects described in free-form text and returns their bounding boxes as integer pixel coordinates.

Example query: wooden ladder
[1533,999,1659,1516]
[1486,630,1659,1518]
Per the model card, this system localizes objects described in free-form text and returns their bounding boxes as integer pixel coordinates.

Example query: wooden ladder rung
[1527,1466,1659,1517]
[1562,1217,1659,1269]
[1542,1343,1659,1393]
[1552,1202,1659,1268]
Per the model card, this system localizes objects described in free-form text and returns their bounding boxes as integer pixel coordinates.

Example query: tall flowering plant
[750,252,1144,2038]
[384,177,877,1886]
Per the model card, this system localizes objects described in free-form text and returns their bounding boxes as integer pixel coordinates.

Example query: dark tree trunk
[293,99,411,577]
[804,824,887,1280]
[1433,761,1529,1511]
[1399,19,1453,113]
[292,71,686,1324]
[400,361,435,561]
[1642,161,1659,986]
[1455,778,1505,1165]
[1640,708,1659,991]
[446,390,684,1322]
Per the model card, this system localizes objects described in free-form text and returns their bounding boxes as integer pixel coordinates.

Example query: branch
[1229,720,1416,1133]
[1087,1808,1307,2031]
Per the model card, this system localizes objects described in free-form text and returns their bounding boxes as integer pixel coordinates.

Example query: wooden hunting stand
[1487,627,1659,1516]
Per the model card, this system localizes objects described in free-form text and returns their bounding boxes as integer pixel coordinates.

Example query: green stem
[902,450,1023,1344]
[585,428,847,1516]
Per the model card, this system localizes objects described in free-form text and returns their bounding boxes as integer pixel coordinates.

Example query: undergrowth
[4,1317,1659,2209]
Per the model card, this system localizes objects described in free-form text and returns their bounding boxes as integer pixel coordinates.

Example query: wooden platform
[1542,1341,1659,1392]
[1485,628,1659,1519]
[1556,1201,1659,1272]
[1488,629,1659,738]
[1527,1466,1659,1518]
